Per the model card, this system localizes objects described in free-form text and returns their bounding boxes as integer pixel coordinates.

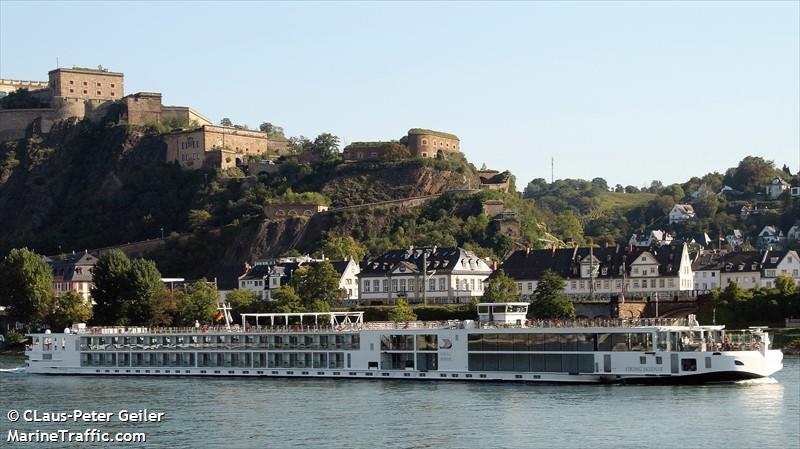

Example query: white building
[765,177,790,200]
[719,252,762,290]
[669,204,696,224]
[758,226,785,248]
[786,223,800,241]
[760,249,800,288]
[239,257,360,301]
[629,230,673,247]
[497,244,694,300]
[357,247,492,305]
[692,252,722,293]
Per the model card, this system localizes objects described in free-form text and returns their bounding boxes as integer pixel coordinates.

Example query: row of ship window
[469,353,595,373]
[80,352,350,369]
[467,333,653,352]
[80,334,360,351]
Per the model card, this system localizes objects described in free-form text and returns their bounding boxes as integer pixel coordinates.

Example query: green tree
[91,250,132,325]
[320,235,366,261]
[694,190,719,218]
[311,133,340,159]
[188,209,211,230]
[554,211,583,243]
[482,270,520,303]
[774,273,797,296]
[290,261,343,308]
[725,156,784,194]
[47,290,92,330]
[177,279,219,325]
[380,142,411,161]
[226,289,257,317]
[271,285,303,313]
[124,258,163,325]
[388,298,417,322]
[220,117,233,127]
[259,122,284,137]
[0,248,54,325]
[529,270,576,319]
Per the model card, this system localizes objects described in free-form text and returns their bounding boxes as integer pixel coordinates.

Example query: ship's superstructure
[25,303,783,384]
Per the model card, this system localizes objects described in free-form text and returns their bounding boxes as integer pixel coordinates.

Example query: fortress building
[0,66,211,141]
[164,125,273,170]
[48,67,124,100]
[342,128,461,162]
[406,128,460,158]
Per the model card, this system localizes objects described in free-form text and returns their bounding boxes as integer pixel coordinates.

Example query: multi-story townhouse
[497,244,694,300]
[239,256,360,301]
[357,247,492,305]
[760,249,800,288]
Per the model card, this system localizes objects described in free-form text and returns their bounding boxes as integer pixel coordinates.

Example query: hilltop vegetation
[0,116,797,288]
[523,157,798,246]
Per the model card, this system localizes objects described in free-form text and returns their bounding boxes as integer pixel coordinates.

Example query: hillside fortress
[343,128,461,161]
[0,66,290,170]
[0,66,213,141]
[1,65,459,170]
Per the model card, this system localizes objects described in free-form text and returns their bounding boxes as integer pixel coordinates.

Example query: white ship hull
[25,324,783,385]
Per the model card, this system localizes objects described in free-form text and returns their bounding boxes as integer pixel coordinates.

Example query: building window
[96,91,101,95]
[83,81,88,86]
[97,82,101,87]
[383,280,388,292]
[111,83,115,88]
[111,92,115,97]
[373,280,380,292]
[422,139,428,145]
[83,90,88,94]
[439,278,445,291]
[363,281,370,293]
[429,279,435,291]
[392,280,398,292]
[69,80,74,85]
[69,88,74,93]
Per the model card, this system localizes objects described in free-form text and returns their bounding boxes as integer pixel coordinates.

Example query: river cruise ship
[25,303,783,384]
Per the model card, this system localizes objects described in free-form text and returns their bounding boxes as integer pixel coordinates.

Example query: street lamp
[160,227,164,239]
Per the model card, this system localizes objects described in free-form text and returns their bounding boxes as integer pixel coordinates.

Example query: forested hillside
[1,117,797,287]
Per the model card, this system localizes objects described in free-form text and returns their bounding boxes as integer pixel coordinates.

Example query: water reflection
[0,356,797,449]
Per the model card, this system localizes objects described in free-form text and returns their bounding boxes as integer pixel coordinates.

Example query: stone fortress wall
[0,79,49,96]
[343,128,461,162]
[48,68,124,101]
[164,125,271,170]
[406,128,460,158]
[0,66,212,148]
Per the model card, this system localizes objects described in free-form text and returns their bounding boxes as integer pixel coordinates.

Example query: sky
[1,1,798,188]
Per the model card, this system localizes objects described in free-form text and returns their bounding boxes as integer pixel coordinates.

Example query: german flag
[214,310,224,322]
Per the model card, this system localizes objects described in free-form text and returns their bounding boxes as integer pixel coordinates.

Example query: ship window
[640,356,646,364]
[656,356,663,365]
[681,358,697,372]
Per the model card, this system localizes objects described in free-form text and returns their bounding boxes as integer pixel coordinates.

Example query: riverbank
[770,328,800,354]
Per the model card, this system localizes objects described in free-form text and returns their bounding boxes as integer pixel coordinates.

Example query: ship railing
[75,324,365,335]
[477,318,689,329]
[363,321,458,330]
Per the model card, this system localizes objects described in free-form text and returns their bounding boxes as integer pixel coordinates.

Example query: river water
[1,355,798,449]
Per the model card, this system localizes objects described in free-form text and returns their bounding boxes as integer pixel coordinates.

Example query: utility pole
[551,157,554,184]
